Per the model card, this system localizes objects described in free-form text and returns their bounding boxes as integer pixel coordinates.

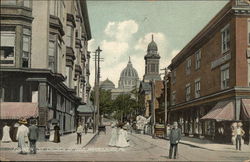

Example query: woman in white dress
[116,125,129,148]
[1,123,12,143]
[108,123,118,147]
[16,119,29,154]
[49,123,55,142]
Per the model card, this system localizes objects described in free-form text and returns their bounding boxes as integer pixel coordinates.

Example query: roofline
[80,0,92,40]
[168,0,235,70]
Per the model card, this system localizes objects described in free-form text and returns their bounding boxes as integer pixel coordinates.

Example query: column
[19,84,23,102]
[38,82,47,141]
[235,98,241,121]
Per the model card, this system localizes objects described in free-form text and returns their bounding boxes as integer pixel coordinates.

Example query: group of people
[48,123,61,143]
[2,118,39,154]
[108,122,130,148]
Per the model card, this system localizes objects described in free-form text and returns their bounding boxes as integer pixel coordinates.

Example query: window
[172,91,176,106]
[185,83,191,101]
[151,64,156,73]
[221,24,230,53]
[186,58,191,75]
[221,64,230,89]
[57,41,62,73]
[24,0,31,8]
[66,25,73,47]
[195,79,200,98]
[48,41,56,72]
[1,0,16,5]
[0,31,15,66]
[195,50,201,70]
[22,28,31,67]
[50,0,64,20]
[172,71,176,84]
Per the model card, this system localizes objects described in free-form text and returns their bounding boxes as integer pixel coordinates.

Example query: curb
[83,132,98,147]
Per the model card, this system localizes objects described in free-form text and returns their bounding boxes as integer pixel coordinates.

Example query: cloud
[104,20,139,42]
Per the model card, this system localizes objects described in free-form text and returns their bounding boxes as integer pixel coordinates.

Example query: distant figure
[169,121,181,159]
[54,123,60,143]
[2,123,12,143]
[116,124,129,148]
[108,122,118,147]
[11,122,19,142]
[84,123,88,134]
[49,123,54,142]
[16,118,29,154]
[76,123,83,144]
[28,120,39,154]
[233,122,245,151]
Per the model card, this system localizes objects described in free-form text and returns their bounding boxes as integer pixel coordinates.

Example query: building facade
[0,0,92,140]
[168,0,250,144]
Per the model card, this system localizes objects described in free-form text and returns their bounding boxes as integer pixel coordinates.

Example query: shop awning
[201,100,234,121]
[242,99,250,120]
[0,102,38,119]
[77,101,96,114]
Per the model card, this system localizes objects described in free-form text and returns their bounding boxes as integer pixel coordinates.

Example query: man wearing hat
[169,121,181,159]
[28,119,39,154]
[16,118,29,154]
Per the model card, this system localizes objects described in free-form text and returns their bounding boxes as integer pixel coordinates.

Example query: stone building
[168,0,250,144]
[0,0,92,140]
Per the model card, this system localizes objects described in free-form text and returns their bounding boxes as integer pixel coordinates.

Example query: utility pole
[93,46,103,133]
[151,79,155,138]
[161,68,168,138]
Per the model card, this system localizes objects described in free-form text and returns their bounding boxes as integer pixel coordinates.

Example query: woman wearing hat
[16,118,29,154]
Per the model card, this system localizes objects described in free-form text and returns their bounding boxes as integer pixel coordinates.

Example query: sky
[87,0,229,88]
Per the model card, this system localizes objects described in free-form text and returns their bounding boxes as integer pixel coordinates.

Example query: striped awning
[201,100,234,121]
[242,99,250,120]
[0,102,38,119]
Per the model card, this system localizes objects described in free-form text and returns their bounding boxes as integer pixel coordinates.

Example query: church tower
[143,35,161,82]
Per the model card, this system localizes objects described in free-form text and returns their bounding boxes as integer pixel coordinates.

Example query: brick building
[0,0,92,140]
[168,0,250,144]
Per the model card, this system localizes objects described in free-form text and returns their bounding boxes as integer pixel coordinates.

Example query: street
[1,127,249,161]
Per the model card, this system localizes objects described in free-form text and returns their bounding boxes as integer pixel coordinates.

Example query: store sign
[211,53,231,69]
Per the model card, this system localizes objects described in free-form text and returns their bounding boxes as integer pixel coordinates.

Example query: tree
[90,89,113,118]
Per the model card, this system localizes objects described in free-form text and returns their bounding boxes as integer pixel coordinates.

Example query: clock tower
[143,35,161,82]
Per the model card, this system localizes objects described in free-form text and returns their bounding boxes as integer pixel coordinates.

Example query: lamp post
[161,68,168,138]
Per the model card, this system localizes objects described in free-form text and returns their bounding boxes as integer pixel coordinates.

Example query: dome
[147,35,158,52]
[100,78,115,90]
[118,57,139,89]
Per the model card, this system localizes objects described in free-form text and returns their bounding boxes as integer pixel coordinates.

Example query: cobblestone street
[1,127,249,161]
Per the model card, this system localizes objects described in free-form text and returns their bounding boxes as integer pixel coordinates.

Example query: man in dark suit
[28,120,39,154]
[169,121,181,159]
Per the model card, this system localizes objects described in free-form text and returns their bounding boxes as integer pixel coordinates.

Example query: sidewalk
[0,130,97,151]
[131,133,250,153]
[179,136,250,152]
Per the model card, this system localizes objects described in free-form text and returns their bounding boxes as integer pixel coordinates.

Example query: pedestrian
[169,121,181,159]
[1,122,12,143]
[28,120,39,154]
[16,118,29,154]
[76,123,83,144]
[116,123,129,148]
[234,122,245,151]
[108,122,118,147]
[49,123,55,142]
[53,123,60,143]
[84,123,88,134]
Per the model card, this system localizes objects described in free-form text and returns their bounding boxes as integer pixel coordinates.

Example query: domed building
[100,78,115,91]
[118,57,139,90]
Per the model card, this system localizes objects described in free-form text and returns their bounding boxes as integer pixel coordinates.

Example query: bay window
[0,31,15,66]
[22,28,31,67]
[50,0,64,20]
[48,41,56,72]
